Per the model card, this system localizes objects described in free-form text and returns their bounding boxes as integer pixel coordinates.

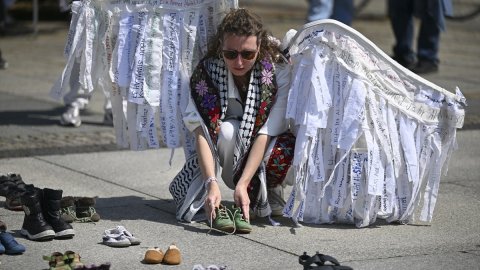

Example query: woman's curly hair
[205,8,284,63]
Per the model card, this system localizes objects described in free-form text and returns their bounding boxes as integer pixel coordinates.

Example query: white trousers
[216,119,294,190]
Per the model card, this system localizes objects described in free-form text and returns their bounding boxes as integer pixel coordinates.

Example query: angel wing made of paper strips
[281,19,466,227]
[49,0,238,153]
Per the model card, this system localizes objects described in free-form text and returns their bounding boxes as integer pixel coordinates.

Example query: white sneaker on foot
[60,105,81,127]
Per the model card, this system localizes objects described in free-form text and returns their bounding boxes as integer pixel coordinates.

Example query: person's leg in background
[60,59,90,127]
[307,0,334,23]
[1,0,8,69]
[0,0,5,29]
[411,0,448,74]
[331,0,354,26]
[2,0,16,25]
[60,58,114,127]
[412,12,440,73]
[388,0,417,69]
[60,83,90,127]
[0,49,6,69]
[102,94,113,126]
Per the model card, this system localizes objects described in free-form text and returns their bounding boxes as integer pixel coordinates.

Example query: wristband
[204,176,218,188]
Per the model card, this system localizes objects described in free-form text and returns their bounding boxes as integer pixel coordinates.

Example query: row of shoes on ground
[0,172,27,211]
[210,205,252,234]
[60,196,100,223]
[20,185,75,241]
[1,173,100,222]
[102,226,141,247]
[143,243,182,265]
[44,251,110,270]
[0,230,26,255]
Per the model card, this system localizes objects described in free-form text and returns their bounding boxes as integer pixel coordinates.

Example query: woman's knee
[218,120,239,143]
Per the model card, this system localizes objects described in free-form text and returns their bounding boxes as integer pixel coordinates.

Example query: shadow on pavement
[0,107,65,126]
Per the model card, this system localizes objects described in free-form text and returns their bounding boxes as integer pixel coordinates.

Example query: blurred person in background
[307,0,354,25]
[0,0,8,69]
[1,0,16,26]
[0,49,7,69]
[389,0,452,74]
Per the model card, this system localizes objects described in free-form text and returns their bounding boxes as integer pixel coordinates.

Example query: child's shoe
[211,205,235,233]
[162,244,181,265]
[231,206,252,234]
[0,231,26,254]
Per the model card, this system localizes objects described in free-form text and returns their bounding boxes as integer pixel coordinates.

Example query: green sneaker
[231,206,252,234]
[212,205,235,233]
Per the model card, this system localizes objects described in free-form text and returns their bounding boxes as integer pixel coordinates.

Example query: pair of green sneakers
[211,205,252,234]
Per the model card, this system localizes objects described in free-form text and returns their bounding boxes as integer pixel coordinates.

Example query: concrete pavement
[1,0,480,269]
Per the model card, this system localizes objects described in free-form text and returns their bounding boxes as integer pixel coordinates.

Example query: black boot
[42,188,75,238]
[20,187,55,241]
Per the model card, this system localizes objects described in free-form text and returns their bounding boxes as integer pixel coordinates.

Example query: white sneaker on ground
[60,104,81,127]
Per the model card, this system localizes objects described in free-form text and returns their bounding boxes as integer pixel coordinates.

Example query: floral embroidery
[261,69,273,85]
[261,59,273,70]
[266,133,296,188]
[195,80,208,96]
[201,93,217,110]
[252,58,277,136]
[208,106,220,124]
[259,101,268,115]
[190,64,222,140]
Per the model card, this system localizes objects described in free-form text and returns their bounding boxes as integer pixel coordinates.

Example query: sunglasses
[222,50,257,60]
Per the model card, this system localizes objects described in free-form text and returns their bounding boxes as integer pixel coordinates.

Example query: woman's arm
[194,127,221,219]
[234,134,271,221]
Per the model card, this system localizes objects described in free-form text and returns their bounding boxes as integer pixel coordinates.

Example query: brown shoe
[143,247,164,264]
[162,244,181,265]
[60,196,77,223]
[5,186,25,211]
[75,197,100,222]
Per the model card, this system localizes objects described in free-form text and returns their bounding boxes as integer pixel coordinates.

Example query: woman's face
[221,34,259,77]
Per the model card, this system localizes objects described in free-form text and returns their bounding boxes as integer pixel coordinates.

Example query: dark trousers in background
[388,0,445,63]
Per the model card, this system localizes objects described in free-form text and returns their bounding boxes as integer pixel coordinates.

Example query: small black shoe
[0,173,25,197]
[392,54,417,70]
[411,59,439,74]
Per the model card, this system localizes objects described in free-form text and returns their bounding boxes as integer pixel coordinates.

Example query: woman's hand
[233,135,270,221]
[205,181,221,220]
[234,182,250,221]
